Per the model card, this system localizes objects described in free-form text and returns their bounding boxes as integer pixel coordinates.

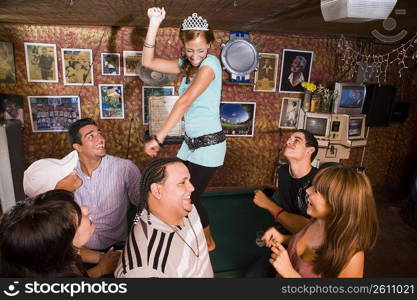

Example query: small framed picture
[99,84,124,119]
[123,51,142,76]
[24,42,58,83]
[101,53,120,76]
[279,97,302,129]
[325,146,338,158]
[149,96,183,137]
[142,86,175,125]
[0,41,17,83]
[0,94,24,125]
[27,96,81,132]
[220,101,256,137]
[62,48,94,85]
[254,53,279,92]
[279,49,314,94]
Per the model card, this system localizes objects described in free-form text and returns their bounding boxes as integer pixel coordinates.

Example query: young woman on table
[142,7,226,251]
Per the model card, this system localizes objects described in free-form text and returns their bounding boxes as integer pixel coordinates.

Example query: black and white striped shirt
[115,206,213,278]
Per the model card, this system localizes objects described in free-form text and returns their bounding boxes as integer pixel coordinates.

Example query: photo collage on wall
[27,96,81,132]
[10,36,315,135]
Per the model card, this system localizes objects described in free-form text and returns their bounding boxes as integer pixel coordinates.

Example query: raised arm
[142,7,180,74]
[144,64,214,157]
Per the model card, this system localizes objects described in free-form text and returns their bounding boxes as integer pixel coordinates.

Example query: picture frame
[24,42,58,83]
[279,49,314,94]
[325,146,338,158]
[62,48,94,85]
[279,97,302,129]
[149,95,183,137]
[123,51,142,76]
[0,41,16,83]
[142,86,175,125]
[254,53,279,92]
[0,94,24,125]
[220,101,256,137]
[99,84,124,119]
[27,96,81,132]
[101,53,120,76]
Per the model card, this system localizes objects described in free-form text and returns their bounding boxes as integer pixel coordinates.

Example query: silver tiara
[181,13,209,31]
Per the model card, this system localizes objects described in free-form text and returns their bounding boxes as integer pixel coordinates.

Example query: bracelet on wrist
[274,207,284,220]
[152,135,163,147]
[144,41,155,48]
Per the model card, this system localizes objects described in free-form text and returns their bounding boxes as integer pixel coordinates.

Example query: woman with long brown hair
[142,7,226,251]
[261,166,379,277]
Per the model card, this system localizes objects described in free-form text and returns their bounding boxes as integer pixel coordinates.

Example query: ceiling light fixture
[321,0,397,23]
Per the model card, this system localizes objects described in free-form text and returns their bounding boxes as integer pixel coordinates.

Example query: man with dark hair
[247,129,319,277]
[115,158,213,278]
[254,129,318,233]
[68,118,141,251]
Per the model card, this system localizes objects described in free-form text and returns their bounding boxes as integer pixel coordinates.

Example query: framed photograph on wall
[149,96,183,137]
[254,53,279,92]
[123,51,142,76]
[220,101,256,137]
[27,96,81,132]
[101,53,120,76]
[0,94,24,125]
[279,49,314,94]
[142,86,175,125]
[279,97,302,129]
[24,42,58,83]
[99,84,124,119]
[62,48,94,85]
[325,146,337,158]
[0,41,16,83]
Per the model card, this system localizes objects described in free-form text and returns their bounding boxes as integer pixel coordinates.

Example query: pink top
[286,224,321,278]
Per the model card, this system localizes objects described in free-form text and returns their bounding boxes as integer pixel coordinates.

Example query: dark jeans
[184,161,217,228]
[245,251,276,278]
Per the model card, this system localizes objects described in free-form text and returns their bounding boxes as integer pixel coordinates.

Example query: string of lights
[337,33,417,84]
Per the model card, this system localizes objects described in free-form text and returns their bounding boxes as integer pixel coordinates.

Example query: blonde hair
[179,29,215,83]
[312,166,379,277]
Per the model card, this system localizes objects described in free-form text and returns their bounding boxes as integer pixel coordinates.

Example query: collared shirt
[74,155,141,250]
[288,72,305,87]
[115,205,213,278]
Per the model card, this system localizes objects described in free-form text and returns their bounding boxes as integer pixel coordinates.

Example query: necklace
[164,217,200,258]
[289,165,312,178]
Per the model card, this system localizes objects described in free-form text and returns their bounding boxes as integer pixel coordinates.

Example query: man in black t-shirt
[253,129,319,234]
[246,130,318,277]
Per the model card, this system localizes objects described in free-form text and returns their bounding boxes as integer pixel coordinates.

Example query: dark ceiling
[0,0,416,39]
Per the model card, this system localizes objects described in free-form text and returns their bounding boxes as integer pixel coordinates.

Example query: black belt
[184,130,226,151]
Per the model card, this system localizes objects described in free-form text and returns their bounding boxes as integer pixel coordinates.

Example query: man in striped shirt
[115,158,213,278]
[69,118,141,252]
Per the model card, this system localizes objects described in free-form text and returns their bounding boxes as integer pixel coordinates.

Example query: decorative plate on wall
[221,31,259,82]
